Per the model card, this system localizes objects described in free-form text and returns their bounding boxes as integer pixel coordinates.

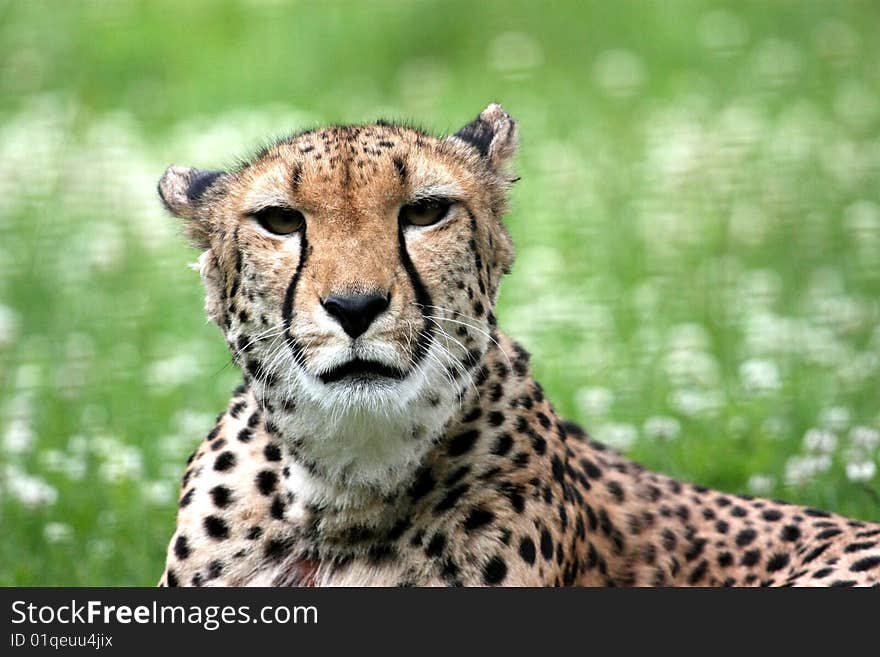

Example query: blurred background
[1,0,879,585]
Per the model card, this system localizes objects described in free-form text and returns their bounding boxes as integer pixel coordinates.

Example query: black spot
[204,515,229,540]
[387,518,411,541]
[845,541,878,553]
[519,536,536,565]
[270,496,286,519]
[766,553,790,572]
[491,432,513,456]
[409,469,436,503]
[735,529,757,547]
[174,535,190,560]
[246,526,263,540]
[425,533,446,558]
[730,506,748,518]
[715,520,729,534]
[463,407,482,423]
[178,488,194,508]
[816,528,842,540]
[529,432,547,455]
[207,560,224,580]
[210,485,232,508]
[237,428,253,443]
[684,538,706,562]
[448,430,480,456]
[434,485,468,512]
[606,481,625,503]
[214,451,236,471]
[264,442,282,461]
[487,411,505,427]
[482,555,508,585]
[580,458,602,479]
[257,470,278,496]
[662,529,677,552]
[504,487,525,513]
[464,507,495,531]
[741,549,761,567]
[802,543,831,563]
[804,508,831,518]
[761,509,783,522]
[688,559,708,585]
[717,552,733,568]
[780,525,801,542]
[850,556,880,572]
[540,528,553,560]
[264,537,291,558]
[551,455,565,483]
[166,569,178,587]
[444,466,471,486]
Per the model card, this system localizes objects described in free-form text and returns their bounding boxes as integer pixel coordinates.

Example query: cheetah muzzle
[157,104,880,587]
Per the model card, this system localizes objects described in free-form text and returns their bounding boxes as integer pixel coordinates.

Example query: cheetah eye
[251,206,305,236]
[399,199,452,227]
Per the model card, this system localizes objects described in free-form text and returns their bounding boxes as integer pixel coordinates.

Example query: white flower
[43,522,73,544]
[0,303,19,347]
[5,466,58,508]
[142,480,173,506]
[94,438,143,484]
[668,389,723,418]
[174,410,215,437]
[803,428,838,454]
[739,358,781,394]
[848,426,880,451]
[39,449,87,481]
[845,460,876,482]
[3,419,34,454]
[784,454,832,487]
[575,387,614,418]
[147,353,202,388]
[746,474,775,495]
[596,423,638,450]
[643,415,681,441]
[819,406,851,433]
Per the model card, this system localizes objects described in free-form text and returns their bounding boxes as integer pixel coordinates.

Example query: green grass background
[1,0,878,585]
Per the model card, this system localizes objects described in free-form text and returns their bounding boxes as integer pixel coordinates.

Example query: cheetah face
[158,104,518,419]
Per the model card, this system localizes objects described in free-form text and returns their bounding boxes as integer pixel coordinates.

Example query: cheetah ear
[450,103,519,170]
[158,165,225,247]
[158,165,225,219]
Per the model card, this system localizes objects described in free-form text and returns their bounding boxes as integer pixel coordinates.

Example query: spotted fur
[157,104,880,587]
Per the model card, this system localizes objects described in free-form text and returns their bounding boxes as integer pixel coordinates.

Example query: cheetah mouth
[318,358,407,384]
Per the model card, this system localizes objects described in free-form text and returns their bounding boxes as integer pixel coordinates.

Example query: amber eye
[252,206,305,235]
[399,199,452,227]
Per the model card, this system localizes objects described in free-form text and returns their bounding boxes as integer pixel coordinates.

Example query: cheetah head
[158,104,518,488]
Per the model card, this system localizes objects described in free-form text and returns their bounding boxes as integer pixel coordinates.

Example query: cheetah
[156,104,880,587]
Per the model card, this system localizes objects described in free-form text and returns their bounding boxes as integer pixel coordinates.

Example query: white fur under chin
[253,340,461,502]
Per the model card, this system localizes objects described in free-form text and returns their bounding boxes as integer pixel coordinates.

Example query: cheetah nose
[321,292,390,339]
